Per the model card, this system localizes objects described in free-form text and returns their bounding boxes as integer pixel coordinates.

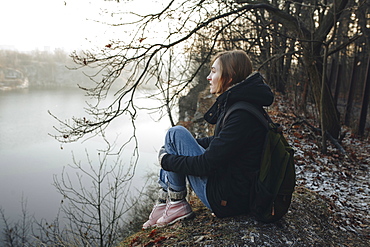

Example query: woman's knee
[166,125,190,140]
[165,125,204,156]
[168,125,188,134]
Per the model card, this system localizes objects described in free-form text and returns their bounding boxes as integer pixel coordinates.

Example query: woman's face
[207,58,222,94]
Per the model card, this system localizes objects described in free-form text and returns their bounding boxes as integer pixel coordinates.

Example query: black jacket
[161,72,274,217]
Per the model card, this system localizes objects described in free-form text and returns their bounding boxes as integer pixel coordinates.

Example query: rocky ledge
[121,186,368,246]
[120,91,369,246]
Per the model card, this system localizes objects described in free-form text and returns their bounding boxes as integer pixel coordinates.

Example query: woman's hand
[158,146,167,166]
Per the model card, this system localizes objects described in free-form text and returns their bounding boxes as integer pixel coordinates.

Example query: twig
[292,118,347,156]
[325,130,347,156]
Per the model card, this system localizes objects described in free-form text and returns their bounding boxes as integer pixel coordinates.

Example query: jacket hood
[204,72,274,124]
[221,72,274,106]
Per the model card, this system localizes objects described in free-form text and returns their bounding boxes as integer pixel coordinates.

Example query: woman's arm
[196,136,214,149]
[161,110,262,176]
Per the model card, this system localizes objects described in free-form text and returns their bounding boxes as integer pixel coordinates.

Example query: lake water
[0,87,170,228]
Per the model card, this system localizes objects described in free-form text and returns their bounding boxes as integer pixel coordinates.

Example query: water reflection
[0,87,170,226]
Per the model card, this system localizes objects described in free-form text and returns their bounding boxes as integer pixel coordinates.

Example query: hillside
[121,186,368,246]
[121,93,369,246]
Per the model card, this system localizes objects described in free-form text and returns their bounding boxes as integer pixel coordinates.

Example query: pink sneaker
[156,200,194,227]
[142,203,167,229]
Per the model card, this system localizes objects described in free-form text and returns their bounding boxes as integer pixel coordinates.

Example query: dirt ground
[121,187,368,246]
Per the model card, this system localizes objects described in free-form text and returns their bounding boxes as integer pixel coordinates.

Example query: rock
[121,187,369,246]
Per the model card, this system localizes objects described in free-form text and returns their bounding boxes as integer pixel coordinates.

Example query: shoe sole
[142,224,156,230]
[156,211,195,228]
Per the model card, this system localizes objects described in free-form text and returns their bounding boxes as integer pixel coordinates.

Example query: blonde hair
[211,50,253,94]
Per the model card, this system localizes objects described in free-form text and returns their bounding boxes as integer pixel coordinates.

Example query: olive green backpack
[224,102,296,223]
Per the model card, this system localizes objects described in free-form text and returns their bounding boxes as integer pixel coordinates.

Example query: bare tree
[49,1,253,145]
[49,0,364,148]
[29,0,367,245]
[0,197,33,247]
[32,146,141,247]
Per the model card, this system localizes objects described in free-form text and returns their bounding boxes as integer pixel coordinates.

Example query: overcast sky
[0,0,162,52]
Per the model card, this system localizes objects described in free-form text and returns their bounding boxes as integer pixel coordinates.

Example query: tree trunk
[282,39,295,92]
[344,56,359,126]
[358,55,370,136]
[303,46,341,138]
[333,63,341,108]
[328,58,340,106]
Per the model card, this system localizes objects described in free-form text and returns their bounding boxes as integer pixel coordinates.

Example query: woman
[143,50,274,229]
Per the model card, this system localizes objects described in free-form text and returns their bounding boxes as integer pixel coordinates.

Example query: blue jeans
[158,126,211,209]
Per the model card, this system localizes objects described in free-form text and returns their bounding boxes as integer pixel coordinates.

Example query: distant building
[0,67,29,90]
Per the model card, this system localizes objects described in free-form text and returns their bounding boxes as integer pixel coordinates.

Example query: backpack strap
[223,102,270,130]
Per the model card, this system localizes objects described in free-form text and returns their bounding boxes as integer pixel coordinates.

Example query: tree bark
[303,45,341,138]
[344,56,359,126]
[358,55,370,136]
